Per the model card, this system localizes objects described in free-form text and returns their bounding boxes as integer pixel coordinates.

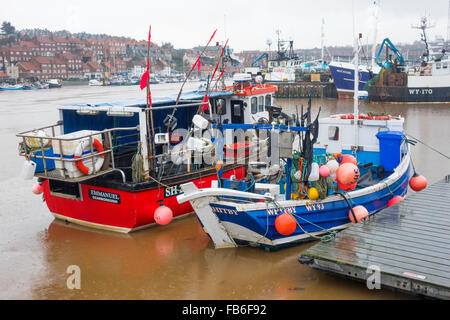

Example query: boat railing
[17,122,140,182]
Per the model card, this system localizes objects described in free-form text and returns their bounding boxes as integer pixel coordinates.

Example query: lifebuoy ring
[74,138,104,175]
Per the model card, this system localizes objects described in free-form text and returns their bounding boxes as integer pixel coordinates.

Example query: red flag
[140,26,151,90]
[140,72,148,90]
[201,94,210,112]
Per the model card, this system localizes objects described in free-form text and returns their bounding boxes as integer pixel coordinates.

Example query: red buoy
[154,205,173,225]
[274,213,297,236]
[349,205,369,223]
[388,195,404,207]
[336,163,360,185]
[338,181,357,191]
[409,174,427,192]
[340,154,357,165]
[32,183,44,195]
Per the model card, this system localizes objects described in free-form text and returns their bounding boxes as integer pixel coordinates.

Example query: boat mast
[321,18,325,66]
[353,0,359,155]
[370,0,380,70]
[412,16,435,62]
[353,35,360,155]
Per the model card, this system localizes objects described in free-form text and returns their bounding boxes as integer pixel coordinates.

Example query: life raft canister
[74,138,104,175]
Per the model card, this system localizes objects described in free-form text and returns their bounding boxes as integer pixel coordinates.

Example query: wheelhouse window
[233,104,241,116]
[328,126,339,141]
[251,97,257,114]
[265,95,272,107]
[436,63,442,69]
[443,63,448,69]
[214,98,226,115]
[258,96,264,112]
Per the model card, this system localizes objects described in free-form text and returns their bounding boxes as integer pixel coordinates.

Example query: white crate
[52,130,103,178]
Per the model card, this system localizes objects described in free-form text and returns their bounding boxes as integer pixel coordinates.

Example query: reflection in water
[29,216,407,300]
[2,86,443,299]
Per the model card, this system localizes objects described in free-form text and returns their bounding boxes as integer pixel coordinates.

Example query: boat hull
[369,85,450,103]
[43,166,245,233]
[186,155,411,249]
[328,62,375,99]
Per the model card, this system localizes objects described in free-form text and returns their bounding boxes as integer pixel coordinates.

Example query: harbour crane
[251,52,268,67]
[375,38,405,68]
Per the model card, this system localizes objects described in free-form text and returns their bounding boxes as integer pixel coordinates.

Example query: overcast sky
[2,0,449,51]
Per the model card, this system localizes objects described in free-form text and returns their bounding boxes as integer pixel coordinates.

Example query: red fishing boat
[17,75,278,233]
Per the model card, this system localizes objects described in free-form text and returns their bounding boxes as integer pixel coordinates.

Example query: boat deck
[299,175,450,299]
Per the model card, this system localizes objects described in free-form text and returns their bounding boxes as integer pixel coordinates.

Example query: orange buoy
[274,212,297,236]
[333,152,343,160]
[32,183,44,195]
[336,163,360,185]
[340,154,357,165]
[349,205,369,223]
[338,181,357,191]
[409,173,427,192]
[388,195,404,207]
[154,205,173,225]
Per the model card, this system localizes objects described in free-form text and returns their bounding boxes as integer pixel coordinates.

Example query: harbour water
[1,83,449,299]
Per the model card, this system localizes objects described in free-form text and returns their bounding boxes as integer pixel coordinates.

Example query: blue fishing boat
[177,34,417,250]
[177,114,412,249]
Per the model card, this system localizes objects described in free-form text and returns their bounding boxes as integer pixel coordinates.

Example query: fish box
[51,130,103,178]
[30,147,56,173]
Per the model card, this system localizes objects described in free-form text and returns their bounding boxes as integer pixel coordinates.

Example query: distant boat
[0,84,24,90]
[89,79,103,86]
[368,17,450,103]
[48,79,62,88]
[328,61,379,99]
[329,0,381,98]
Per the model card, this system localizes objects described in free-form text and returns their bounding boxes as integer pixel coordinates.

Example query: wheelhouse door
[230,100,244,124]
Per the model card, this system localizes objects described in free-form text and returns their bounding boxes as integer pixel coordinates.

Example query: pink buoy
[319,165,330,177]
[336,163,360,185]
[32,183,44,195]
[409,173,427,192]
[154,205,173,225]
[340,154,357,165]
[388,195,404,207]
[349,205,369,223]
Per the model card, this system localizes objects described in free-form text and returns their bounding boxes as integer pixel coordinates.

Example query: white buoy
[192,114,209,129]
[21,160,36,180]
[308,163,320,181]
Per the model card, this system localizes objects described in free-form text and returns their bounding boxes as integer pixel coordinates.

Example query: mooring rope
[405,132,450,160]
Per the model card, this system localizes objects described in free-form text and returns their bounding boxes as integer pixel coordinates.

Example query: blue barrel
[376,131,405,172]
